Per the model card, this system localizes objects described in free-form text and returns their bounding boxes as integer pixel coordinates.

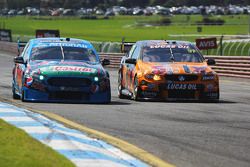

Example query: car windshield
[31,46,98,62]
[142,44,204,63]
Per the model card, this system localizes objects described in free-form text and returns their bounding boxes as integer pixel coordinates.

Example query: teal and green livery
[38,65,98,77]
[12,38,111,103]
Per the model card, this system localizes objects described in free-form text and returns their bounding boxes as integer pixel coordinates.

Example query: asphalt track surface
[1,51,250,167]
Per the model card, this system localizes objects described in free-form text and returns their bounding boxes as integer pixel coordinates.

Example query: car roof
[29,37,93,48]
[136,40,192,47]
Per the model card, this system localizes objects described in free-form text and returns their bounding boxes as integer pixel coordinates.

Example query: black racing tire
[21,90,26,102]
[216,91,220,100]
[132,76,141,101]
[12,83,20,99]
[118,71,127,99]
[212,91,220,103]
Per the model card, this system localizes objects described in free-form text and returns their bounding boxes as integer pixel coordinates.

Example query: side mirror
[207,58,216,65]
[125,58,137,65]
[14,57,26,64]
[102,59,110,66]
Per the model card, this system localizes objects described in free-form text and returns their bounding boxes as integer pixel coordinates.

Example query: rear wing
[121,40,135,53]
[17,40,27,55]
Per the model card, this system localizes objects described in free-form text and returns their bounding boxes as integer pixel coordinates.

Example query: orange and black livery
[118,40,219,101]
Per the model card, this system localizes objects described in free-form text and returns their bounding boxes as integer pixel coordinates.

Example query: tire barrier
[0,41,18,55]
[207,56,250,79]
[0,41,249,79]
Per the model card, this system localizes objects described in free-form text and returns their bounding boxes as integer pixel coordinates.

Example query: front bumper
[22,74,111,103]
[22,87,111,103]
[22,76,111,103]
[138,80,219,101]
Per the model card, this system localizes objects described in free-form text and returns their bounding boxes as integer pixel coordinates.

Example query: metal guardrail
[0,41,249,79]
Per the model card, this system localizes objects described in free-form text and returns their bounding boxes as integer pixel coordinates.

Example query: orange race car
[118,40,219,101]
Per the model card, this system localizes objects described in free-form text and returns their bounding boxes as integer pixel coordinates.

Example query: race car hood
[29,60,104,77]
[138,61,215,75]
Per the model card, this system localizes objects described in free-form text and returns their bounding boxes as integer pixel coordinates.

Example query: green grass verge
[0,119,75,167]
[0,15,249,42]
[0,15,249,55]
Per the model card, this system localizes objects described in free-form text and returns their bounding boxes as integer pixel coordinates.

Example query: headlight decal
[153,75,161,81]
[94,76,99,82]
[39,75,45,80]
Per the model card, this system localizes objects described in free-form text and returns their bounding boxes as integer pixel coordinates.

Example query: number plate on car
[60,87,81,91]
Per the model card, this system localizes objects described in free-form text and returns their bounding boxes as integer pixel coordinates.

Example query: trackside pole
[220,35,224,56]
